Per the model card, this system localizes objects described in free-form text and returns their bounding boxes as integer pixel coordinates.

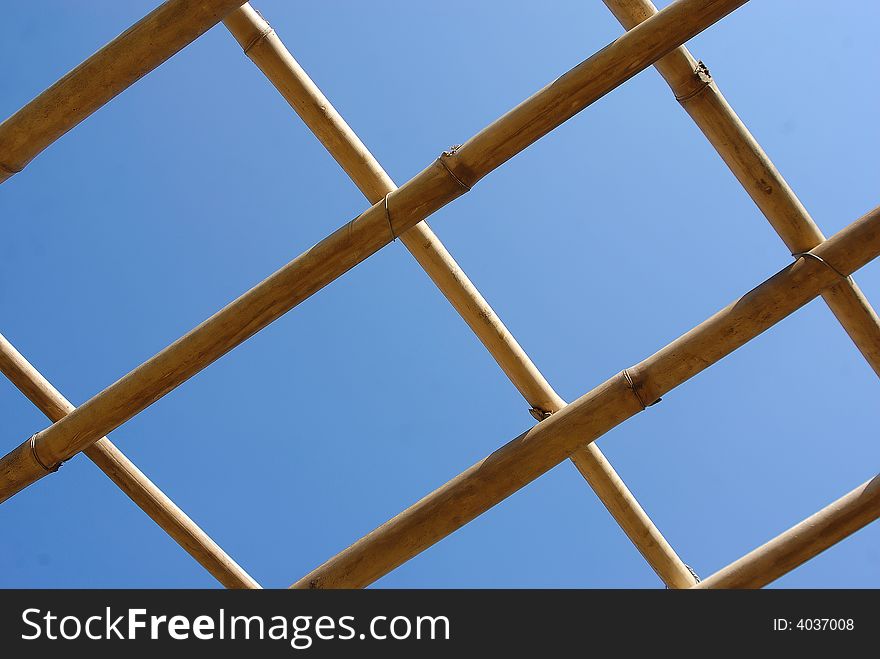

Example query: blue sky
[1,1,878,588]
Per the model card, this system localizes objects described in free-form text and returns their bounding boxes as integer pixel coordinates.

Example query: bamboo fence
[1,0,877,589]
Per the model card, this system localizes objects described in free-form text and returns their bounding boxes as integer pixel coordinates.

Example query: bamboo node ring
[792,251,850,282]
[622,369,660,410]
[29,434,61,474]
[438,147,472,192]
[241,18,274,56]
[0,160,22,175]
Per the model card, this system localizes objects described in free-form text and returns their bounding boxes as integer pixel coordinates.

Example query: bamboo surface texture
[224,3,695,588]
[0,0,749,503]
[0,334,260,589]
[290,206,880,588]
[695,475,880,589]
[602,0,880,377]
[2,0,875,589]
[0,0,248,183]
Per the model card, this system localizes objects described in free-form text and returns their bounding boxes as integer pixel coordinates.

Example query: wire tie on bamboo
[622,369,659,410]
[665,564,701,589]
[674,61,713,104]
[792,251,851,282]
[528,407,553,422]
[29,434,60,473]
[438,146,472,192]
[384,193,397,241]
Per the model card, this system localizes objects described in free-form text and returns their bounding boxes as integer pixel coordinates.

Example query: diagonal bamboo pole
[602,0,880,376]
[694,475,880,589]
[290,206,880,588]
[0,0,749,503]
[223,4,695,588]
[0,0,249,184]
[0,333,260,589]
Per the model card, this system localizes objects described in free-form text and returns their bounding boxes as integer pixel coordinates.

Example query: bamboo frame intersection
[1,0,877,589]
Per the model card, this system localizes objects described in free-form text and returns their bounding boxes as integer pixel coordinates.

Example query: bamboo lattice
[1,0,878,589]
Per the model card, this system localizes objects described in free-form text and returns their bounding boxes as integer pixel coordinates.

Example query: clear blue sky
[1,1,878,588]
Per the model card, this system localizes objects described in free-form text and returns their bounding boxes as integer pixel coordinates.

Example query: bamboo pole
[694,475,880,589]
[602,0,880,377]
[224,3,696,588]
[0,333,260,589]
[0,0,748,503]
[569,449,694,586]
[290,206,880,588]
[0,0,249,183]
